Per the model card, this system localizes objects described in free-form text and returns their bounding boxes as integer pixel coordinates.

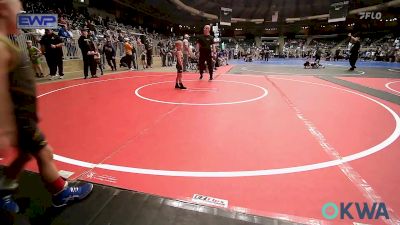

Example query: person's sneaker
[175,83,180,89]
[209,76,213,81]
[0,195,19,213]
[52,183,93,208]
[199,74,203,80]
[59,76,64,79]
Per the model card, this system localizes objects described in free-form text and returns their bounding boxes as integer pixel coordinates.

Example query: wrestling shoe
[52,183,93,208]
[0,195,19,213]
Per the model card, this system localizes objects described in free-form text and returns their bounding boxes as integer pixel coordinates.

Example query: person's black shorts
[12,93,47,154]
[176,64,183,73]
[9,53,47,153]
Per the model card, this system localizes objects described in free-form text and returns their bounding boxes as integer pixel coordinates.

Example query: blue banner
[17,14,58,29]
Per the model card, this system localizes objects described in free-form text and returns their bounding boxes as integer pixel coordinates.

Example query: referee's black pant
[199,51,213,77]
[349,54,358,69]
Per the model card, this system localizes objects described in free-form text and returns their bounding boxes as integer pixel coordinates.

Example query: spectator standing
[183,34,190,72]
[145,39,153,68]
[95,43,104,75]
[124,38,134,70]
[40,29,64,80]
[334,48,341,61]
[159,42,167,67]
[26,40,44,78]
[264,45,270,61]
[117,32,124,57]
[103,40,117,71]
[78,28,97,79]
[58,24,73,59]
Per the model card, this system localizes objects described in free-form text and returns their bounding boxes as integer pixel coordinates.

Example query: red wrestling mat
[2,69,399,224]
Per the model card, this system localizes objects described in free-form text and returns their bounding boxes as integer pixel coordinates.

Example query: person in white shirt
[182,34,190,72]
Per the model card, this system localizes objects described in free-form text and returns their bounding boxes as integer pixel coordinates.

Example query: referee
[196,25,216,80]
[348,33,360,71]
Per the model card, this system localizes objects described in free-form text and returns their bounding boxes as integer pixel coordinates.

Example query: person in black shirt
[40,29,64,80]
[196,25,216,80]
[145,40,152,69]
[348,33,360,71]
[103,39,117,71]
[334,48,341,61]
[159,42,167,67]
[264,46,270,61]
[78,28,97,79]
[315,47,322,63]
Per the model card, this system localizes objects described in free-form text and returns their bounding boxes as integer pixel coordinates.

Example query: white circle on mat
[385,81,400,95]
[37,75,400,177]
[134,80,268,106]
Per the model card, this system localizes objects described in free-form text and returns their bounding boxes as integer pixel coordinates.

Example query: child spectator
[26,40,44,78]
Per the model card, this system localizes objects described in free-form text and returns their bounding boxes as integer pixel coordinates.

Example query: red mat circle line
[37,74,177,97]
[134,79,268,106]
